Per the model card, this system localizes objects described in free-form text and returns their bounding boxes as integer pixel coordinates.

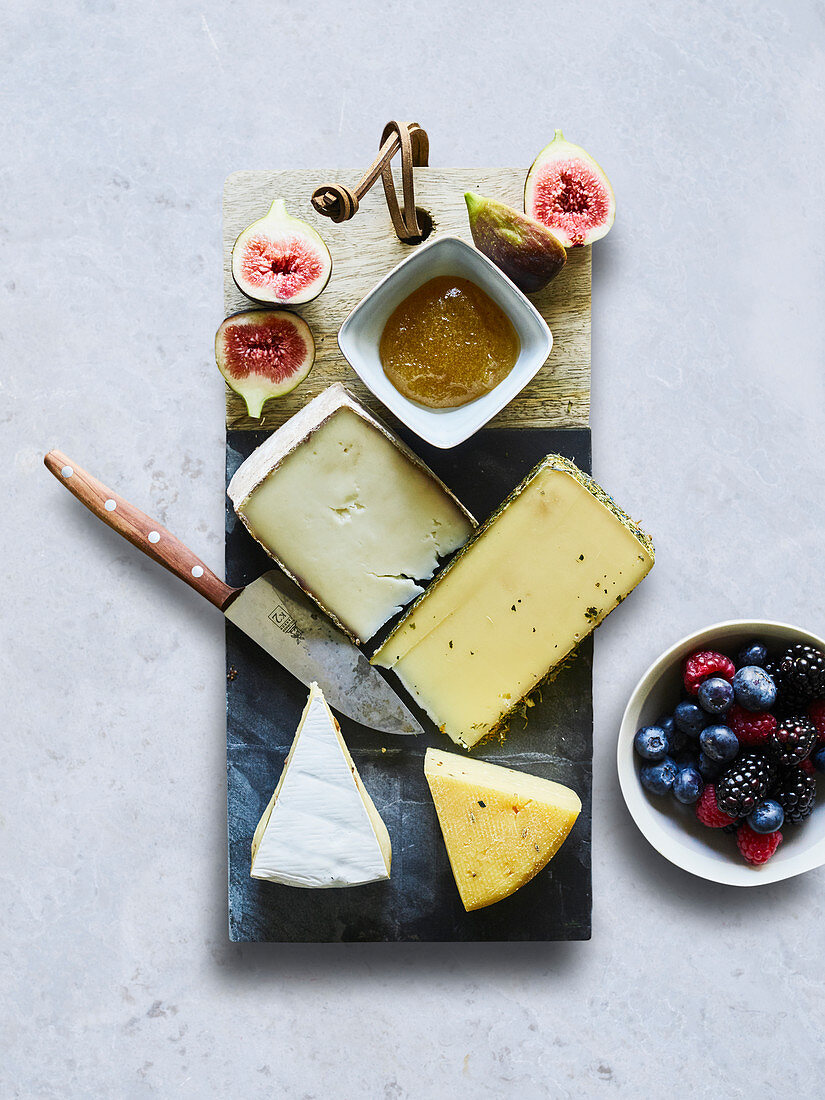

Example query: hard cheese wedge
[227,383,475,643]
[250,683,391,888]
[424,748,581,911]
[373,455,654,748]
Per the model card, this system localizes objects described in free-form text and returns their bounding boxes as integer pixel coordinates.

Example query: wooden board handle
[44,450,240,611]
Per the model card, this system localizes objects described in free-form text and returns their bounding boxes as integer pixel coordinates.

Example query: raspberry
[684,651,736,695]
[727,704,777,747]
[695,784,737,828]
[800,757,816,776]
[808,698,825,739]
[736,822,782,866]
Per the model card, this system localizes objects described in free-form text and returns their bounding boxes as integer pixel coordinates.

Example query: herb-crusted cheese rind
[227,384,476,644]
[372,454,654,748]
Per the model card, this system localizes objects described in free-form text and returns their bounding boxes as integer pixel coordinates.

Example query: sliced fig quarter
[525,130,616,247]
[464,191,566,294]
[216,309,315,418]
[232,198,332,306]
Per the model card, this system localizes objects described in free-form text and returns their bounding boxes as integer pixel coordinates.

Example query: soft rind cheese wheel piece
[424,748,581,911]
[373,454,654,748]
[227,383,475,643]
[251,683,391,888]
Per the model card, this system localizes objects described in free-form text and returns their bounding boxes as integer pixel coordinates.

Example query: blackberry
[715,750,779,818]
[775,769,817,824]
[775,644,825,708]
[769,716,818,767]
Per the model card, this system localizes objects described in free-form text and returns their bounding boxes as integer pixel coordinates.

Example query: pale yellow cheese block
[373,455,654,748]
[228,384,475,643]
[424,748,581,911]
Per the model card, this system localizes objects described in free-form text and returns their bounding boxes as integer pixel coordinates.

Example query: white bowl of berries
[618,620,825,886]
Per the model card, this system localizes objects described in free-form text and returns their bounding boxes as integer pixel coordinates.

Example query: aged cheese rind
[228,383,475,643]
[251,683,391,888]
[373,455,654,747]
[424,748,581,911]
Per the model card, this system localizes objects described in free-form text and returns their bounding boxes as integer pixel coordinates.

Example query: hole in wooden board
[401,208,435,245]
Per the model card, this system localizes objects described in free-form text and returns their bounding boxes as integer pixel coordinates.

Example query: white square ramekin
[337,235,553,449]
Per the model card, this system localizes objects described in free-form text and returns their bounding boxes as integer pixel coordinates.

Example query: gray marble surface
[2,0,824,1095]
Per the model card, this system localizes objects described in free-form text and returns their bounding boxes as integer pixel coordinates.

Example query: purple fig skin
[464,192,567,294]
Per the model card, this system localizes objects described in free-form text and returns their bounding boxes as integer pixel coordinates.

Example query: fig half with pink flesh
[464,192,566,293]
[524,131,615,247]
[232,199,332,305]
[216,310,315,418]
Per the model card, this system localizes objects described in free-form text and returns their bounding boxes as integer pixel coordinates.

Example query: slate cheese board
[226,427,592,942]
[223,164,593,941]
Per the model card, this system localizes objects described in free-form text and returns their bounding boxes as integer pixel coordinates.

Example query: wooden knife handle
[44,450,240,611]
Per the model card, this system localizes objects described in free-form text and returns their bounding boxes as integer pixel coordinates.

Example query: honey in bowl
[379,276,520,409]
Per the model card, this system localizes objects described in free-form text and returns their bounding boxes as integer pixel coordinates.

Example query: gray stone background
[2,1,823,1096]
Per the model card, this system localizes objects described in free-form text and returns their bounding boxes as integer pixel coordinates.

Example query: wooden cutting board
[223,166,593,942]
[223,168,590,432]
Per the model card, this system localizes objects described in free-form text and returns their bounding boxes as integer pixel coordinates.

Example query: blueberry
[672,747,698,770]
[699,724,740,762]
[812,746,825,774]
[747,799,784,834]
[640,756,678,796]
[697,676,734,715]
[732,666,777,712]
[660,715,688,754]
[697,752,723,780]
[673,765,704,804]
[633,725,669,761]
[737,641,769,669]
[673,700,708,739]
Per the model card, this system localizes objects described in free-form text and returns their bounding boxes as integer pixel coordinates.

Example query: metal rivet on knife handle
[43,450,239,611]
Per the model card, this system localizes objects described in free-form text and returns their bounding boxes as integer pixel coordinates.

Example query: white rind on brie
[250,683,392,889]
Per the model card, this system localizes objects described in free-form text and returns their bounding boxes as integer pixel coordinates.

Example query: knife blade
[44,450,423,736]
[224,569,422,734]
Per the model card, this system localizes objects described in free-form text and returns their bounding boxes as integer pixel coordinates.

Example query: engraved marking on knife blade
[268,603,305,643]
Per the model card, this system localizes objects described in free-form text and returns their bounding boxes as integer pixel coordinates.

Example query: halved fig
[216,310,315,418]
[524,131,615,247]
[465,191,566,293]
[231,199,332,305]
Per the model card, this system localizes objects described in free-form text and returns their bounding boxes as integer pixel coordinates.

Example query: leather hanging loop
[379,121,425,240]
[311,182,360,224]
[311,121,429,242]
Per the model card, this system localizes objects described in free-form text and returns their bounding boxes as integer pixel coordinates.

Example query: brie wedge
[251,683,392,888]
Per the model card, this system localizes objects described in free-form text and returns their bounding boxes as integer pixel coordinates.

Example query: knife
[44,450,423,736]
